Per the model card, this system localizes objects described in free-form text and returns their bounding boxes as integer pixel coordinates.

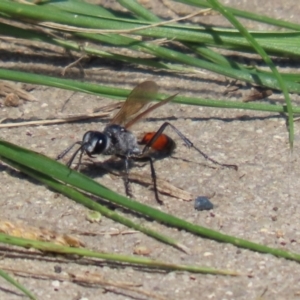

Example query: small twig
[60,91,77,112]
[0,267,167,300]
[70,229,139,237]
[0,82,37,102]
[0,220,84,247]
[243,87,272,102]
[61,54,88,76]
[0,111,110,128]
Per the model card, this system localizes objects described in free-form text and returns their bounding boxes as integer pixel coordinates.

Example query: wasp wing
[125,93,178,129]
[111,81,159,126]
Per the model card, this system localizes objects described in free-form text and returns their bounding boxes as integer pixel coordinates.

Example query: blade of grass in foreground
[0,234,238,276]
[0,268,36,300]
[1,140,300,263]
[207,0,294,147]
[0,156,188,253]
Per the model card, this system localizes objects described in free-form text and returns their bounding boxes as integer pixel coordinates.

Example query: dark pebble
[194,196,214,211]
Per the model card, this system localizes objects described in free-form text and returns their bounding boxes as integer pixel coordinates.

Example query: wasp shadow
[0,162,43,187]
[144,112,285,125]
[0,160,160,222]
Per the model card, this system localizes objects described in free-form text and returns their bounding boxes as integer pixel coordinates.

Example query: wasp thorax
[97,124,140,156]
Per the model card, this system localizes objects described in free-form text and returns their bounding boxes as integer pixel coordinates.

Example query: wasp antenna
[66,143,85,168]
[56,141,82,160]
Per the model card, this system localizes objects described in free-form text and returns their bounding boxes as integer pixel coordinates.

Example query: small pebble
[194,196,214,211]
[54,265,62,273]
[52,280,60,288]
[4,93,20,107]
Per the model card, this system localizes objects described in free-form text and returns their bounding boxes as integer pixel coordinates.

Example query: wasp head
[82,131,109,155]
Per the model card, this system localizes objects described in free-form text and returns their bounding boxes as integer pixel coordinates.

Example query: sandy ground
[1,0,300,299]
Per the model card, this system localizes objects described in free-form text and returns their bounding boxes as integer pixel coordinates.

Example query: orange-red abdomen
[140,132,176,153]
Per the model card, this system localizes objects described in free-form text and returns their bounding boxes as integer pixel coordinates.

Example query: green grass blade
[174,0,300,31]
[115,0,300,87]
[116,0,160,22]
[1,68,300,114]
[0,22,197,74]
[0,268,36,300]
[0,156,188,253]
[2,140,300,263]
[74,30,300,91]
[2,0,300,56]
[113,0,300,91]
[4,19,300,92]
[206,0,294,147]
[0,234,237,275]
[46,0,116,18]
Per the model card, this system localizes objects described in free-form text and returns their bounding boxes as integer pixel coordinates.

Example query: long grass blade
[0,156,188,253]
[1,141,300,263]
[1,68,300,114]
[0,233,237,276]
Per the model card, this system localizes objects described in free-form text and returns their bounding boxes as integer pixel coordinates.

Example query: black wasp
[57,81,237,204]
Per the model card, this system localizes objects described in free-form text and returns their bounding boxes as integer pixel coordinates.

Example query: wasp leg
[142,122,237,170]
[118,154,163,204]
[123,155,134,199]
[132,155,163,205]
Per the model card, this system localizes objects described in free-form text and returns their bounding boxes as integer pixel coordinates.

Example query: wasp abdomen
[140,132,176,153]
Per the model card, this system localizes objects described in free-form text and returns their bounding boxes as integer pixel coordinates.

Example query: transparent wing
[111,81,159,126]
[125,93,178,129]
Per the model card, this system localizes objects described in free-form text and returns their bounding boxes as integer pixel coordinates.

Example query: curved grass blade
[0,268,36,300]
[1,140,300,263]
